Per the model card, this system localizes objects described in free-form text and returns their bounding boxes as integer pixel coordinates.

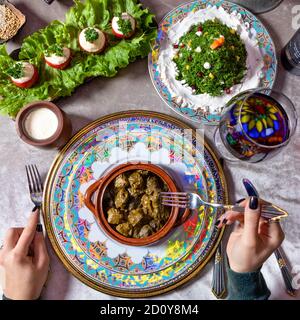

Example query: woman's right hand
[217,197,285,273]
[0,210,50,300]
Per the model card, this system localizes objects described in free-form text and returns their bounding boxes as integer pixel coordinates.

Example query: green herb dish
[173,19,247,96]
[0,0,157,118]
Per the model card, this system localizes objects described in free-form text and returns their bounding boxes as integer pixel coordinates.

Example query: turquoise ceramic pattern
[46,114,225,294]
[148,0,277,125]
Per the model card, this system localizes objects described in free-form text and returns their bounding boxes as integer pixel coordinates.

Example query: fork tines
[160,192,189,209]
[25,164,43,193]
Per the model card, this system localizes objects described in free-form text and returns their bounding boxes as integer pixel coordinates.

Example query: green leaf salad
[173,19,247,97]
[0,0,157,117]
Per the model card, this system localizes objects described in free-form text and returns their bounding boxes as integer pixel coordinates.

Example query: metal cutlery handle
[225,203,287,220]
[211,242,227,299]
[274,247,296,297]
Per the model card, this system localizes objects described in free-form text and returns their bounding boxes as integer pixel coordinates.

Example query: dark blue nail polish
[36,224,43,233]
[249,196,258,210]
[235,198,245,204]
[223,218,228,224]
[215,219,221,226]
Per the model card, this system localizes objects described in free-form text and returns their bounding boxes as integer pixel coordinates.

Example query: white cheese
[12,62,34,84]
[24,108,58,140]
[195,46,202,53]
[203,62,211,69]
[79,28,106,53]
[195,31,202,36]
[45,47,70,65]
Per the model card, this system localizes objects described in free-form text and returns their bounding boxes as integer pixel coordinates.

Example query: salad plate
[0,0,157,117]
[148,0,277,125]
[43,111,228,297]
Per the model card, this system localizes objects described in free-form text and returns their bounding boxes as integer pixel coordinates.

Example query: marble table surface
[0,0,299,300]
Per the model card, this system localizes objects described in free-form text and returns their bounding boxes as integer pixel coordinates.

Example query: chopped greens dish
[84,27,99,42]
[173,19,247,96]
[0,0,157,117]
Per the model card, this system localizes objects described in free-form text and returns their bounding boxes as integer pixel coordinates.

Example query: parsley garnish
[45,44,64,57]
[117,15,132,36]
[6,63,24,79]
[84,28,99,42]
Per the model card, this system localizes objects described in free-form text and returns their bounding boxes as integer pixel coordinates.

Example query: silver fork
[160,192,288,221]
[25,164,43,228]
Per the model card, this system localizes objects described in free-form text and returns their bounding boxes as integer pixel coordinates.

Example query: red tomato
[11,66,39,89]
[45,55,71,70]
[112,27,125,39]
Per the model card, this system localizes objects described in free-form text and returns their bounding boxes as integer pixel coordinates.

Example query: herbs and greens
[45,44,64,57]
[6,62,24,79]
[84,27,99,42]
[173,19,247,96]
[117,15,133,36]
[0,0,157,117]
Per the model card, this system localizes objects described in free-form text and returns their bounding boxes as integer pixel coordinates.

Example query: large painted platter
[148,0,277,125]
[43,111,228,297]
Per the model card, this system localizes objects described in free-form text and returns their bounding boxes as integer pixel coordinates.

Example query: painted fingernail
[36,224,43,233]
[215,219,221,226]
[249,196,258,210]
[235,198,245,204]
[223,218,228,225]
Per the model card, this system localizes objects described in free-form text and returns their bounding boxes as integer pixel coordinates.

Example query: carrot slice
[210,36,225,49]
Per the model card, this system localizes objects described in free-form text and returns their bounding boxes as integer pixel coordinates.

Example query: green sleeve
[226,263,271,300]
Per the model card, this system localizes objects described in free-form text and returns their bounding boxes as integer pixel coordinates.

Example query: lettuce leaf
[0,0,157,117]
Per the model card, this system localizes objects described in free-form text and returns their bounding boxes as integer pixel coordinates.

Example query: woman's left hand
[0,210,50,300]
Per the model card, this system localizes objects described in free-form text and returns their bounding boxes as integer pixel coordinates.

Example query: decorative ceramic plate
[148,0,277,125]
[43,111,227,297]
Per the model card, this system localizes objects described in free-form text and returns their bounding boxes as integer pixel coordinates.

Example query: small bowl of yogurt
[15,101,72,148]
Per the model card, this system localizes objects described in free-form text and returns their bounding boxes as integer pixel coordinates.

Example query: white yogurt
[24,108,58,140]
[156,6,264,114]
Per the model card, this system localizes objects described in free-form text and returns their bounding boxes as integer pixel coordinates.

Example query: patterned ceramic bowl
[84,162,191,246]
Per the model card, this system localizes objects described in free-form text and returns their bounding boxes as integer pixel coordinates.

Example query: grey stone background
[0,0,299,299]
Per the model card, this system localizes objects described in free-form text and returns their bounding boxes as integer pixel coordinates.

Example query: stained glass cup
[214,88,298,163]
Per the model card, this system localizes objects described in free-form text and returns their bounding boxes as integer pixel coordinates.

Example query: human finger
[3,228,24,251]
[14,210,39,255]
[32,232,49,269]
[216,208,247,228]
[266,220,285,248]
[242,197,261,245]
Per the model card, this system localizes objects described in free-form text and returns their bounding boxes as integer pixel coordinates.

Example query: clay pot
[15,101,72,149]
[84,162,191,246]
